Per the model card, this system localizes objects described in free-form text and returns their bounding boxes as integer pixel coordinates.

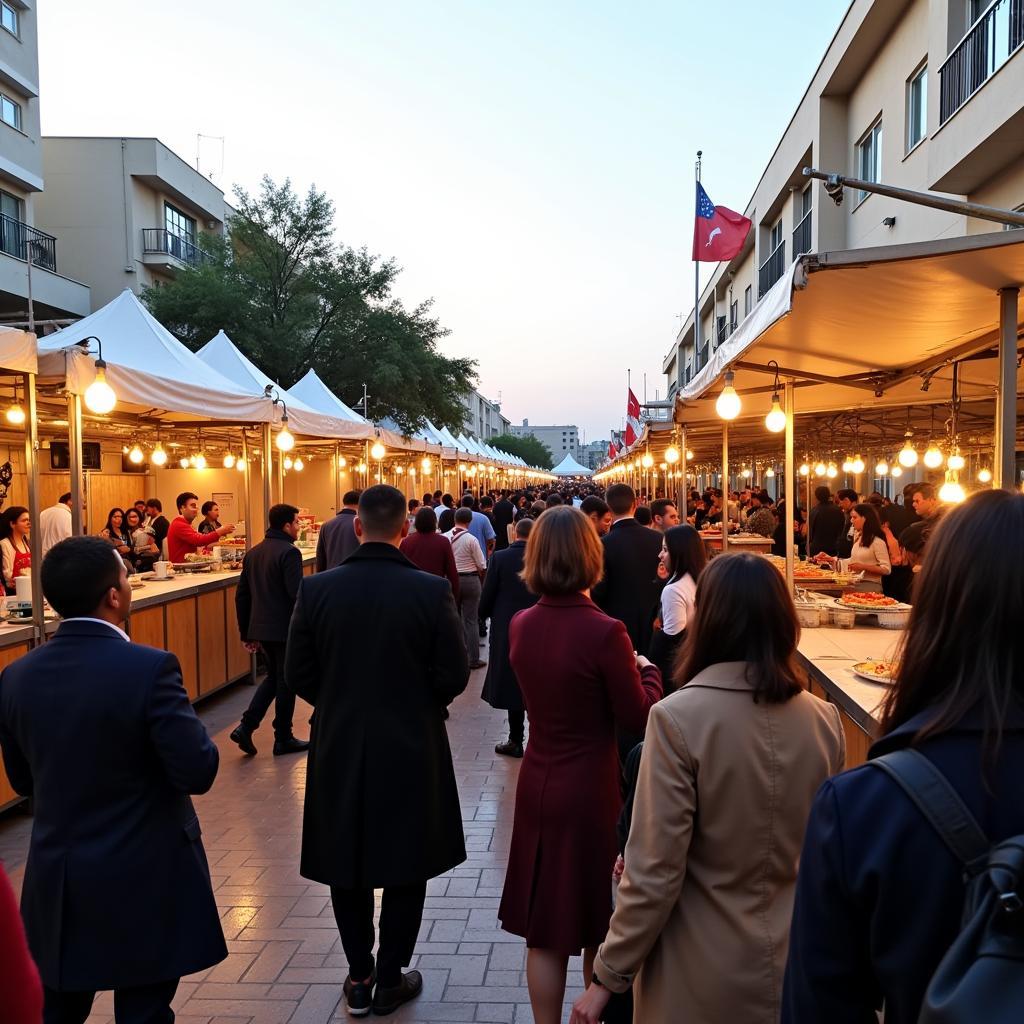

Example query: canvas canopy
[0,326,38,375]
[288,368,368,423]
[551,452,593,476]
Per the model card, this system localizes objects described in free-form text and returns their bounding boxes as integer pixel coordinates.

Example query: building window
[164,202,197,243]
[0,1,17,36]
[907,64,927,151]
[793,186,813,256]
[729,299,738,330]
[857,118,883,204]
[744,285,752,316]
[0,92,21,131]
[769,219,783,253]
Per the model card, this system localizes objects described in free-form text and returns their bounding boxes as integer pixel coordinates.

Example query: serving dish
[852,660,898,685]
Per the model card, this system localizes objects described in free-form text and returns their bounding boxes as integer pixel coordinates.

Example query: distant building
[460,388,510,439]
[510,420,579,461]
[580,439,611,471]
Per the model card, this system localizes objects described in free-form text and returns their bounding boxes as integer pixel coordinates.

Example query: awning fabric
[551,453,594,477]
[288,368,368,423]
[0,327,38,375]
[36,290,273,422]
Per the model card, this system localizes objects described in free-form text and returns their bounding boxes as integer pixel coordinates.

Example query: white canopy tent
[0,326,38,375]
[551,452,594,477]
[288,368,368,423]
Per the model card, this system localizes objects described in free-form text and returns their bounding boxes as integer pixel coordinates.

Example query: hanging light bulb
[764,394,786,433]
[338,455,347,468]
[665,446,680,464]
[814,461,827,477]
[276,423,295,452]
[236,457,246,472]
[923,443,944,469]
[891,465,904,478]
[283,455,294,470]
[84,359,117,414]
[947,450,965,471]
[5,402,25,425]
[222,452,236,469]
[642,452,654,469]
[151,444,168,467]
[938,471,965,504]
[371,441,386,461]
[395,465,404,475]
[356,461,367,473]
[192,452,207,470]
[741,467,752,479]
[421,457,432,473]
[409,466,417,478]
[898,436,919,468]
[799,463,810,477]
[715,370,741,420]
[293,457,305,472]
[179,457,190,469]
[765,466,775,478]
[128,444,145,465]
[826,463,838,479]
[977,467,992,483]
[686,449,694,460]
[851,455,865,474]
[875,459,889,476]
[841,458,854,474]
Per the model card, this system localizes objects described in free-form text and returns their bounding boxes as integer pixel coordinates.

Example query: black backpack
[869,748,1024,1023]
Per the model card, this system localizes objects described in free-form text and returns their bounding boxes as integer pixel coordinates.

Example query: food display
[852,660,899,684]
[840,593,900,609]
[762,554,850,583]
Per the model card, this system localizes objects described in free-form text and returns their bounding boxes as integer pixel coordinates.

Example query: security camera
[824,175,844,206]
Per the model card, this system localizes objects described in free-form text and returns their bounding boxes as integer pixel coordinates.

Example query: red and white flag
[693,182,751,263]
[624,389,642,447]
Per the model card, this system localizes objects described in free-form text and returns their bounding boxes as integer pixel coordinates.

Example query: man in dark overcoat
[286,484,469,1017]
[0,537,226,1022]
[480,516,537,757]
[491,489,515,551]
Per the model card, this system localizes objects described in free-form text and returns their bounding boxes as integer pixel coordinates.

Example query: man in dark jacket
[480,517,537,758]
[230,503,308,757]
[592,483,663,654]
[315,489,361,571]
[834,488,859,559]
[492,490,515,551]
[286,485,469,1017]
[806,486,844,557]
[0,537,226,1021]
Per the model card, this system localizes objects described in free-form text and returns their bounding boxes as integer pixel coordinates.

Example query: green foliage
[143,176,476,435]
[488,433,553,470]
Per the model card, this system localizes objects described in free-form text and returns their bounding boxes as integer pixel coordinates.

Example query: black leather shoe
[230,726,257,756]
[495,740,524,758]
[343,969,375,1017]
[372,970,423,1015]
[272,736,310,756]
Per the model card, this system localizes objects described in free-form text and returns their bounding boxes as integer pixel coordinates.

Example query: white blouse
[661,573,697,636]
[842,534,892,593]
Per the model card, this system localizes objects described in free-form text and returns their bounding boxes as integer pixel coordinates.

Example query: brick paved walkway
[0,665,587,1023]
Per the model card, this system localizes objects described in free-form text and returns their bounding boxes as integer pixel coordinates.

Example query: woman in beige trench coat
[571,553,845,1024]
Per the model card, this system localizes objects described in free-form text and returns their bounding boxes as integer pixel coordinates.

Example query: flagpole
[694,150,702,371]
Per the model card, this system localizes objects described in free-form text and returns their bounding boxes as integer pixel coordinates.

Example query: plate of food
[852,660,899,685]
[835,593,909,611]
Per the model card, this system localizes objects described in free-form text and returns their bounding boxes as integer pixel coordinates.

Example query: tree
[488,433,553,470]
[143,176,476,435]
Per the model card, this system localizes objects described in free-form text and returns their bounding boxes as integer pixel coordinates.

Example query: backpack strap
[868,749,990,873]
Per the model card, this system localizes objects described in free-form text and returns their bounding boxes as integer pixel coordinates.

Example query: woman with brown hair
[783,490,1024,1024]
[499,506,662,1024]
[814,501,891,593]
[572,552,844,1024]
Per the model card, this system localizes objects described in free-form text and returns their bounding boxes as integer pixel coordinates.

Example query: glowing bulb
[715,371,741,420]
[891,465,904,478]
[665,446,680,464]
[799,463,810,477]
[236,458,246,472]
[938,472,965,504]
[421,457,432,472]
[192,453,207,470]
[223,453,236,469]
[128,444,144,464]
[5,403,25,425]
[875,460,889,476]
[923,444,944,469]
[947,451,965,471]
[741,468,752,479]
[459,463,468,473]
[276,425,295,452]
[395,465,404,475]
[977,467,992,483]
[765,467,775,478]
[338,455,347,468]
[686,449,694,460]
[409,466,417,477]
[84,364,117,414]
[826,463,838,479]
[356,461,367,473]
[764,396,786,433]
[852,455,865,474]
[179,457,190,469]
[814,462,827,477]
[371,442,386,461]
[642,453,654,469]
[283,456,293,470]
[898,439,919,468]
[842,459,854,474]
[293,457,304,472]
[659,463,667,472]
[151,445,168,466]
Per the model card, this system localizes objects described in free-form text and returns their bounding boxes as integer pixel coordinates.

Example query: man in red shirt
[167,491,234,563]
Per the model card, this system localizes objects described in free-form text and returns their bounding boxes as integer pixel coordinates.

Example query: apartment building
[580,438,612,470]
[0,0,89,324]
[664,0,1024,397]
[460,387,510,439]
[510,419,580,461]
[35,137,233,309]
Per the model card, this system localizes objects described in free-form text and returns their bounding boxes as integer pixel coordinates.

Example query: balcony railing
[0,214,57,272]
[142,228,211,267]
[793,210,812,257]
[939,0,1024,123]
[758,240,786,298]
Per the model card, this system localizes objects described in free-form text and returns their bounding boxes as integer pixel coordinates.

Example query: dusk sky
[40,0,845,439]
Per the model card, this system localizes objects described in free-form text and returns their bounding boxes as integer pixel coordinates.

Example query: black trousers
[44,978,178,1024]
[330,881,427,988]
[240,641,295,740]
[508,708,526,744]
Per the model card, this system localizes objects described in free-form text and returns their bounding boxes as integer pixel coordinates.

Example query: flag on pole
[607,441,617,460]
[692,182,751,262]
[624,389,642,447]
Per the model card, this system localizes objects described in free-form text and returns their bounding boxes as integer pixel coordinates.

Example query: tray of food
[172,556,216,573]
[852,659,899,685]
[835,593,909,610]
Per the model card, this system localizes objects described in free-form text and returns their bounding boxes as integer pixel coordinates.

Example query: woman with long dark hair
[572,553,843,1024]
[815,501,890,592]
[648,525,706,687]
[0,506,32,594]
[98,507,132,560]
[782,490,1024,1024]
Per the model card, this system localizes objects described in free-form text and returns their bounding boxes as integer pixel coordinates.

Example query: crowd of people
[0,474,1020,1024]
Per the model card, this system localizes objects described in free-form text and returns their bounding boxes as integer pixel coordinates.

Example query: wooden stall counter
[0,624,35,808]
[798,624,901,769]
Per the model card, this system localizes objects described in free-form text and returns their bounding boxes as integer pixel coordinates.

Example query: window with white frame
[857,118,883,203]
[907,64,927,151]
[0,1,17,36]
[0,92,21,130]
[744,284,752,316]
[769,219,783,253]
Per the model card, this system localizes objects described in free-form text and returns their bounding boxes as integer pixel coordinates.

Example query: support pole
[241,430,252,552]
[995,287,1019,490]
[261,422,272,532]
[24,373,43,640]
[784,380,796,597]
[67,392,84,536]
[678,426,688,518]
[721,421,729,554]
[334,443,342,513]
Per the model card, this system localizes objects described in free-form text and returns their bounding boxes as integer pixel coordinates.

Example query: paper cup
[153,561,168,579]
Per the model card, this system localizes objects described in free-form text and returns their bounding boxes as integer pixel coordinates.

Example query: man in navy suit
[0,537,226,1024]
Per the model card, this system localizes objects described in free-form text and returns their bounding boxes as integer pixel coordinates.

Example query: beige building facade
[35,136,232,309]
[664,0,1024,396]
[0,0,89,323]
[460,388,511,439]
[510,419,580,461]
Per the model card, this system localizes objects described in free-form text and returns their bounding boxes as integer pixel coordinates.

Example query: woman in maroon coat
[500,505,662,1024]
[399,505,460,600]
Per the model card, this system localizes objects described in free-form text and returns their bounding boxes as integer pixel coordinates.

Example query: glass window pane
[1,3,16,34]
